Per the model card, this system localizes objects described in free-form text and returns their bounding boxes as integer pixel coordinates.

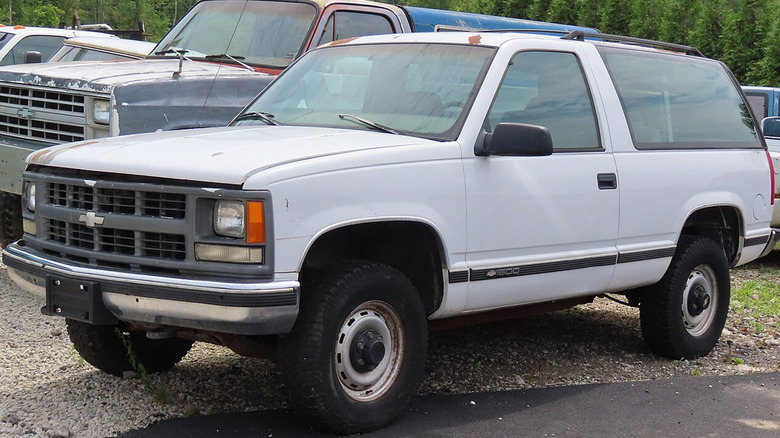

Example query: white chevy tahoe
[3,31,778,433]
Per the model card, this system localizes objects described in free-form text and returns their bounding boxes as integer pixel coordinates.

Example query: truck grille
[0,85,87,143]
[28,173,194,272]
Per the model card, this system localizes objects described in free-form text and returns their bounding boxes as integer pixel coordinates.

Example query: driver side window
[487,51,600,151]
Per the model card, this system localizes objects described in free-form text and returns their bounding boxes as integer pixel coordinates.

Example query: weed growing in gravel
[115,329,171,405]
[690,368,702,377]
[68,345,85,367]
[731,281,780,329]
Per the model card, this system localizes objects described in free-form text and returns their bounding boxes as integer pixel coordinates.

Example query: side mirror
[479,123,553,157]
[24,51,42,64]
[761,117,780,138]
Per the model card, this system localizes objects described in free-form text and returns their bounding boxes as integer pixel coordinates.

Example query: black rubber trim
[617,247,676,264]
[3,254,297,308]
[448,270,469,283]
[744,235,770,247]
[470,254,617,281]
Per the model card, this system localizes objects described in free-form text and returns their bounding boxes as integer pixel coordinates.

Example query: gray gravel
[1,256,778,438]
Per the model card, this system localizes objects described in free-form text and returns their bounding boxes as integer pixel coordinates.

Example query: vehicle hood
[0,59,263,94]
[27,126,432,186]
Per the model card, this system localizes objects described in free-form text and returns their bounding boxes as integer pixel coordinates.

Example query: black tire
[278,261,428,434]
[640,237,730,359]
[66,319,193,376]
[0,192,22,248]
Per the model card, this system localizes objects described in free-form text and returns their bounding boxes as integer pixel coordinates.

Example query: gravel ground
[0,254,778,438]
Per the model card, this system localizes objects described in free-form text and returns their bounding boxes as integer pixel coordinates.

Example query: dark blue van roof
[404,6,598,34]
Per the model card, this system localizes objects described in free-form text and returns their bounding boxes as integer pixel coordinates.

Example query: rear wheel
[640,237,730,359]
[0,192,22,248]
[66,319,193,376]
[278,261,427,434]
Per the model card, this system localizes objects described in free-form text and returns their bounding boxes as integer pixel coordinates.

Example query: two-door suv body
[3,31,778,433]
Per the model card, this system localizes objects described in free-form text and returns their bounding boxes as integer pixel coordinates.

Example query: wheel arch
[299,219,448,315]
[679,205,743,266]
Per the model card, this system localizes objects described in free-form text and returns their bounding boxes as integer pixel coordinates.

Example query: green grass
[115,329,171,405]
[730,280,780,329]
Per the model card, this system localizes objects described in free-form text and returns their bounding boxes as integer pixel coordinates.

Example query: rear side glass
[599,47,761,149]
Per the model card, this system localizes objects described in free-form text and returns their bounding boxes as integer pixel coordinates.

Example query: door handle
[597,173,617,190]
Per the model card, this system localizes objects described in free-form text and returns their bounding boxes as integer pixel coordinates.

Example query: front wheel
[278,261,428,434]
[640,237,730,359]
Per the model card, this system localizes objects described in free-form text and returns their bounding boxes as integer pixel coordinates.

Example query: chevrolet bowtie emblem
[16,107,35,120]
[79,211,105,228]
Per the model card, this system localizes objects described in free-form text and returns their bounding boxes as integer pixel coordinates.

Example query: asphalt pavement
[119,371,780,437]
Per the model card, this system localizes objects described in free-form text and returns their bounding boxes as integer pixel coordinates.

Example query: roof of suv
[323,30,705,58]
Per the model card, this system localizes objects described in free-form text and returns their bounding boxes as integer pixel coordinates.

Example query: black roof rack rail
[434,26,588,36]
[562,31,704,57]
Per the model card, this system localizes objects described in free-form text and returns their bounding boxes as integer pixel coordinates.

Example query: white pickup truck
[3,31,777,433]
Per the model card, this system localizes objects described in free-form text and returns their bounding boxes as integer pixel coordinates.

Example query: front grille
[25,170,272,279]
[37,177,190,269]
[47,183,186,219]
[0,84,88,144]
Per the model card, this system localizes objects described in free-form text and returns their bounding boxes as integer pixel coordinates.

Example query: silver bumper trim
[2,242,299,335]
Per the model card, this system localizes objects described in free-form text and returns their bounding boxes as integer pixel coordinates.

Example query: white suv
[3,31,777,433]
[0,25,112,65]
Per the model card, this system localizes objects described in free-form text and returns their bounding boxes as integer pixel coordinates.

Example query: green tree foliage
[600,0,632,35]
[575,0,602,28]
[628,0,661,40]
[659,0,700,44]
[688,0,729,59]
[721,0,771,81]
[547,0,578,24]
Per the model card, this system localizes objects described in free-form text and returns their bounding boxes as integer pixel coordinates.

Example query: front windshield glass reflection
[237,43,495,140]
[153,0,316,69]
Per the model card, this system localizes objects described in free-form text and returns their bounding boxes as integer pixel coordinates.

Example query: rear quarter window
[599,47,761,150]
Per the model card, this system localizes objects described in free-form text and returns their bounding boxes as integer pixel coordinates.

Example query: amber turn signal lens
[246,201,266,244]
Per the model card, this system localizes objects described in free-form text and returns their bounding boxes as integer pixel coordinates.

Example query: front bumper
[2,241,299,335]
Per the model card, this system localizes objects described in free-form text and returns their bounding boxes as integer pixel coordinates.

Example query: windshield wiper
[154,48,190,56]
[338,114,400,135]
[205,53,253,71]
[235,111,281,126]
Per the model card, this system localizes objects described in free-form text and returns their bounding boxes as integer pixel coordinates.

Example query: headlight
[214,201,245,238]
[92,99,110,125]
[25,182,36,212]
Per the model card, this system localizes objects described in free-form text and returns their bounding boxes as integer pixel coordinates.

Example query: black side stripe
[744,235,770,247]
[617,247,676,264]
[470,255,617,282]
[449,247,678,283]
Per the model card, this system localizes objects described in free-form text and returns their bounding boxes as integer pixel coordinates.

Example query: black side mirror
[24,51,42,64]
[762,117,780,138]
[478,122,553,157]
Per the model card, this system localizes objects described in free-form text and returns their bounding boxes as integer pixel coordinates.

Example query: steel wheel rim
[334,300,404,402]
[681,264,718,337]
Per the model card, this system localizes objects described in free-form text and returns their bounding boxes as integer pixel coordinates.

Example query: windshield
[152,0,316,69]
[0,32,14,52]
[236,43,495,140]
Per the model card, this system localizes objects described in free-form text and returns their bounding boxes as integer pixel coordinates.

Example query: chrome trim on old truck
[2,242,299,335]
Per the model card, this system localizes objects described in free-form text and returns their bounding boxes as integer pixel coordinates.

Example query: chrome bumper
[759,229,780,258]
[2,242,299,335]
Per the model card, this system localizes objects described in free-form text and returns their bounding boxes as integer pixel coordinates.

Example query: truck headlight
[213,200,266,243]
[214,201,245,238]
[93,99,110,125]
[25,182,36,212]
